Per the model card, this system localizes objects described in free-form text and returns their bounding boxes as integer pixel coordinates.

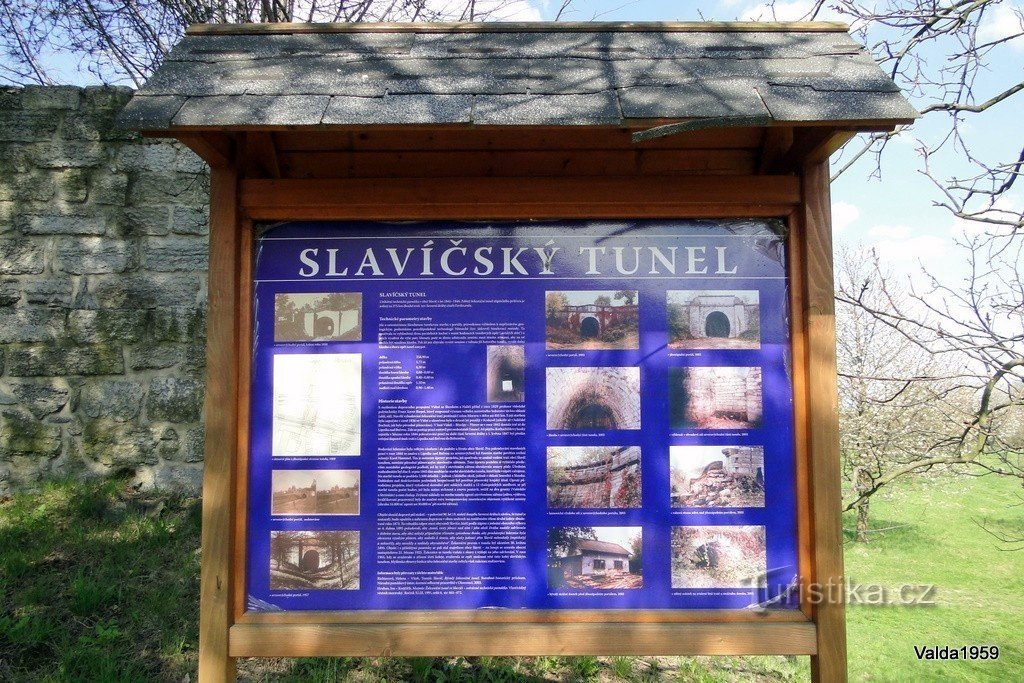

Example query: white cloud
[869,233,949,263]
[832,201,860,234]
[867,224,912,240]
[978,3,1024,50]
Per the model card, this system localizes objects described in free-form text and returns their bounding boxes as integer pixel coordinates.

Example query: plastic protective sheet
[246,220,798,612]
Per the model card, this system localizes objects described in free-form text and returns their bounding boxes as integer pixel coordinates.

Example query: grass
[0,474,1021,681]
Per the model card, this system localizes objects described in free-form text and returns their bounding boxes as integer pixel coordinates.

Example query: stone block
[80,380,145,421]
[0,239,46,274]
[67,309,147,345]
[158,427,180,457]
[0,111,60,142]
[54,169,90,203]
[128,172,208,207]
[7,344,125,376]
[0,279,21,306]
[171,206,208,235]
[147,377,204,423]
[89,273,200,309]
[181,427,205,463]
[80,419,158,466]
[89,172,128,205]
[0,307,65,343]
[9,381,70,419]
[22,278,74,307]
[23,85,81,109]
[154,462,203,492]
[143,236,208,272]
[32,141,106,169]
[24,213,106,235]
[181,344,206,377]
[148,305,206,342]
[130,343,184,370]
[0,407,63,457]
[175,146,208,174]
[120,206,171,236]
[56,237,136,274]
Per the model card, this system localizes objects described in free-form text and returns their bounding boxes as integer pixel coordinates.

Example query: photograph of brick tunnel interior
[670,446,765,508]
[546,367,641,430]
[669,366,763,430]
[547,446,642,509]
[547,526,642,590]
[670,525,766,589]
[486,345,526,402]
[667,290,760,349]
[269,530,360,590]
[274,292,362,342]
[271,469,360,516]
[545,290,639,350]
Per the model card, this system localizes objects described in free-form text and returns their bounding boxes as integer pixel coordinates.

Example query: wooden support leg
[199,166,241,682]
[799,160,848,682]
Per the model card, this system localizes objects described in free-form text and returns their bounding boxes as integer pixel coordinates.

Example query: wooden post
[800,160,848,682]
[199,165,241,682]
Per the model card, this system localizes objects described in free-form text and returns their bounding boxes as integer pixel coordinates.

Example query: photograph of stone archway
[667,290,759,349]
[547,446,642,508]
[669,366,763,430]
[269,530,360,590]
[546,367,641,430]
[486,345,525,402]
[670,525,766,589]
[274,292,362,342]
[545,290,639,350]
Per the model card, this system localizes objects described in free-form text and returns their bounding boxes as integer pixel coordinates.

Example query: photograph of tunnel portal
[547,446,642,509]
[667,290,760,349]
[670,525,767,590]
[545,290,639,350]
[269,530,360,591]
[274,292,362,342]
[486,345,525,402]
[546,367,641,430]
[669,366,763,430]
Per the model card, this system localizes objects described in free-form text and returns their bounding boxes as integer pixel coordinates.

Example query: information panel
[246,220,798,612]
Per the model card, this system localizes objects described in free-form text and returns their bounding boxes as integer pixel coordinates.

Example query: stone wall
[0,86,210,494]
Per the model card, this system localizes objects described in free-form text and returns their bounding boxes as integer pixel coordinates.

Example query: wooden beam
[799,161,848,682]
[177,132,234,168]
[239,175,800,220]
[246,132,281,178]
[780,128,857,170]
[237,609,812,625]
[198,166,241,683]
[229,622,819,658]
[758,127,795,174]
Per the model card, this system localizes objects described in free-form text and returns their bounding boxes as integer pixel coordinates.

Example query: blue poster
[246,220,799,612]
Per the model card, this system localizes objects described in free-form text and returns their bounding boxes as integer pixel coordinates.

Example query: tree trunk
[854,466,871,543]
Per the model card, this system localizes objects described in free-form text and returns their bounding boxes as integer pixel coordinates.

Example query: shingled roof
[118,21,917,132]
[575,539,632,556]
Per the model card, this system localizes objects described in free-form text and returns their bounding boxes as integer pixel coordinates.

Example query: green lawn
[0,474,1020,681]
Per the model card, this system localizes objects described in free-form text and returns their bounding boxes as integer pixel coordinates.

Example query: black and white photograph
[271,470,360,515]
[275,292,362,342]
[269,530,360,590]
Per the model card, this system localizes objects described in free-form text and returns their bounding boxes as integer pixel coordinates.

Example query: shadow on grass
[0,478,201,682]
[841,514,927,548]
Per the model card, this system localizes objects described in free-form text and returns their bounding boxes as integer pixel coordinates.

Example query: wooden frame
[198,138,847,682]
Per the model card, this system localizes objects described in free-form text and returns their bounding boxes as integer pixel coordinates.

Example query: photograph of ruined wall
[486,345,525,402]
[275,292,362,342]
[269,530,360,590]
[545,290,639,350]
[273,353,361,456]
[670,525,766,589]
[670,446,765,507]
[547,526,642,590]
[546,367,641,430]
[271,469,360,515]
[667,290,760,349]
[669,366,762,430]
[547,446,641,508]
